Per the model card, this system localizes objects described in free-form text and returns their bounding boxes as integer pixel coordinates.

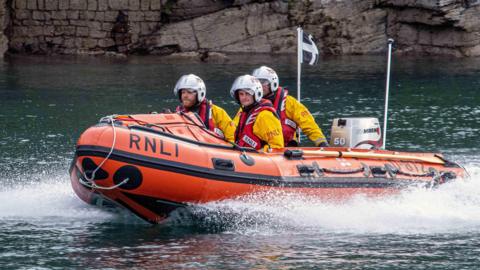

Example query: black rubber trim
[115,198,152,223]
[75,145,428,189]
[122,191,185,222]
[433,154,461,168]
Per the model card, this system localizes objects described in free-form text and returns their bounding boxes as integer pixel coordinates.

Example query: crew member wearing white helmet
[252,66,328,147]
[174,74,235,142]
[230,74,284,150]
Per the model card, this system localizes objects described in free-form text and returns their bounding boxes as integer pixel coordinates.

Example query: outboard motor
[330,117,382,149]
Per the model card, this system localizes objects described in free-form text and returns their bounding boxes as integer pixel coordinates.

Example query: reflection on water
[1,55,479,268]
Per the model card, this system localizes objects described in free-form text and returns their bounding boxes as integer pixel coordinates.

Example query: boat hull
[69,114,465,223]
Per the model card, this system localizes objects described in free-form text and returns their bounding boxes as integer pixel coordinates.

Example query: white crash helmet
[173,74,206,102]
[230,74,263,103]
[252,66,279,92]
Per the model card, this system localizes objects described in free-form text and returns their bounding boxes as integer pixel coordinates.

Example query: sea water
[1,55,479,269]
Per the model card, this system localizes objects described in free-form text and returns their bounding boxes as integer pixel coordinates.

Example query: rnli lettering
[387,161,427,174]
[405,162,414,172]
[129,133,179,157]
[242,135,258,148]
[130,134,141,149]
[145,136,156,152]
[285,118,297,129]
[266,129,280,140]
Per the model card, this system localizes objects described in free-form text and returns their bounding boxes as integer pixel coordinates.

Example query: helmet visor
[236,88,255,96]
[180,88,197,94]
[258,79,270,85]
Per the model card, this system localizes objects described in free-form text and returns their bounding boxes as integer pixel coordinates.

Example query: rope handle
[81,115,130,190]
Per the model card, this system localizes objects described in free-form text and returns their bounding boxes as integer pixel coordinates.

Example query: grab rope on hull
[80,115,130,190]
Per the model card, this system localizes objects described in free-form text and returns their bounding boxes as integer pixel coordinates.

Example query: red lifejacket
[272,87,297,144]
[235,99,276,150]
[176,99,224,138]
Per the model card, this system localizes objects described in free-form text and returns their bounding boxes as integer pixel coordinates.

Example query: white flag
[296,27,319,142]
[300,31,319,65]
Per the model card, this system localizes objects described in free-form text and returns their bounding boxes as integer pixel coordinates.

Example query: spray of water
[0,171,116,223]
[1,163,479,234]
[190,163,480,234]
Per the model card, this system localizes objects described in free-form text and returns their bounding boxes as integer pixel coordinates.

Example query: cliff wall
[0,0,478,58]
[0,0,8,57]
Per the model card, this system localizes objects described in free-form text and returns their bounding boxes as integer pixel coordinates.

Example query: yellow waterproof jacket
[211,103,236,143]
[233,108,284,150]
[283,95,328,146]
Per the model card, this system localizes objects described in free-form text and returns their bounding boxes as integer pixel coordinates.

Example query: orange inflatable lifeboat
[69,113,466,223]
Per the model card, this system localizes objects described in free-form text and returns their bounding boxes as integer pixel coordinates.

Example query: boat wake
[1,162,479,234]
[0,171,122,224]
[188,162,480,234]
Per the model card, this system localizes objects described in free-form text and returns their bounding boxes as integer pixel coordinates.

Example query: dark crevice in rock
[160,0,176,24]
[129,47,152,55]
[199,50,209,62]
[150,44,180,55]
[165,0,237,23]
[4,0,14,55]
[244,17,251,37]
[375,0,455,12]
[462,0,480,8]
[191,20,200,51]
[401,21,465,31]
[111,11,132,54]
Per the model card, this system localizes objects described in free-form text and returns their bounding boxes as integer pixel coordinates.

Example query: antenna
[382,38,394,149]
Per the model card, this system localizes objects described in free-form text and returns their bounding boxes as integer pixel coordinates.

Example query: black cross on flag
[301,31,319,65]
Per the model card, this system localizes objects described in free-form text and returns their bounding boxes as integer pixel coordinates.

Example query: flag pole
[382,38,394,150]
[297,27,302,102]
[297,27,303,143]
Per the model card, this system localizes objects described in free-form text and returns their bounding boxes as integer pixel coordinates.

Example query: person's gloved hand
[314,139,329,147]
[318,141,329,147]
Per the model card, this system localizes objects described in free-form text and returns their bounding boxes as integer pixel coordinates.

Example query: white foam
[193,163,480,234]
[2,163,479,233]
[0,172,115,222]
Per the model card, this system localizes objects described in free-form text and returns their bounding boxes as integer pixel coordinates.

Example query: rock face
[0,0,8,57]
[1,0,479,57]
[382,0,480,56]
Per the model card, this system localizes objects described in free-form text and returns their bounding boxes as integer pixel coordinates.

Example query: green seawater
[1,55,480,269]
